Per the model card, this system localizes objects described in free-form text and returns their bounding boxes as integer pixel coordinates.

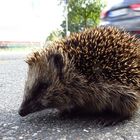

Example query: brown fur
[19,26,140,123]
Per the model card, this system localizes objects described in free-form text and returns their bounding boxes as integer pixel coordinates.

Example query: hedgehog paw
[96,114,130,127]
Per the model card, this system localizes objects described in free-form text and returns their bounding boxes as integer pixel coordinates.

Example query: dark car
[100,0,140,37]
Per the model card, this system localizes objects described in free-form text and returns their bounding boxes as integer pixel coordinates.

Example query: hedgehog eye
[53,91,59,96]
[32,82,49,97]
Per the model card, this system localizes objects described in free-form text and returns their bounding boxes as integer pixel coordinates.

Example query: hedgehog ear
[50,53,64,72]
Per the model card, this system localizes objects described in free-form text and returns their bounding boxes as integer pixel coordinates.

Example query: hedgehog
[18,26,140,124]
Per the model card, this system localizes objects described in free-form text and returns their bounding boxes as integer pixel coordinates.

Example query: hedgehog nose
[18,108,27,117]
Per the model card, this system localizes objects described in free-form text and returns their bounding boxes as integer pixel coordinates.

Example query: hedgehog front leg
[90,83,140,125]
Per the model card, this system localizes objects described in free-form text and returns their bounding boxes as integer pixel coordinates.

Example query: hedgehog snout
[18,107,28,117]
[18,97,49,117]
[18,101,31,117]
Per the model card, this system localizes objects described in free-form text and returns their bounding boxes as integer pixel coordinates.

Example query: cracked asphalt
[0,52,140,140]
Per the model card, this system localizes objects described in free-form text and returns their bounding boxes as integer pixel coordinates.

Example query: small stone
[57,129,61,132]
[32,133,37,137]
[37,130,42,133]
[83,129,89,133]
[3,124,7,127]
[12,126,19,130]
[19,136,23,139]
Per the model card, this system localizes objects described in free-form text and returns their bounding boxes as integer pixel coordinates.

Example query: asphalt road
[0,53,140,140]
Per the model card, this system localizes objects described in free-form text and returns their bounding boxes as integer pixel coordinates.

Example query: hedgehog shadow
[58,110,131,127]
[23,109,130,127]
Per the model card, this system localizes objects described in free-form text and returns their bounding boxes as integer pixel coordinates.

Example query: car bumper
[100,18,140,32]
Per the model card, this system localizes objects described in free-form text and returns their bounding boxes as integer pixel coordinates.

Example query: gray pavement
[0,53,140,140]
